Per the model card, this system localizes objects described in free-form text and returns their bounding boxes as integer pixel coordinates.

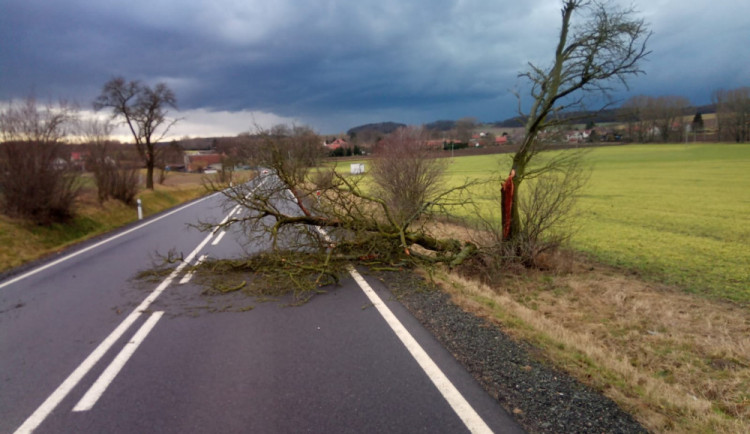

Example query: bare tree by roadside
[81,118,140,205]
[197,125,478,297]
[0,98,81,224]
[156,140,184,184]
[506,0,650,247]
[94,77,178,190]
[370,127,448,228]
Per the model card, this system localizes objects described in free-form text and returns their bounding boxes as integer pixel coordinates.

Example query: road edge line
[12,209,218,434]
[12,179,271,433]
[0,193,217,291]
[348,266,493,434]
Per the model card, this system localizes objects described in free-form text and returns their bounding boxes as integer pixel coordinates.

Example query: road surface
[1,177,524,433]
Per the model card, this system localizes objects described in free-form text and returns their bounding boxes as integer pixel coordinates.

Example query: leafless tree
[156,140,184,184]
[507,0,650,241]
[713,87,750,142]
[0,98,81,223]
[198,125,478,294]
[652,95,691,142]
[370,127,448,227]
[252,124,325,191]
[620,94,656,142]
[454,117,477,143]
[81,118,140,205]
[94,77,178,189]
[619,95,691,142]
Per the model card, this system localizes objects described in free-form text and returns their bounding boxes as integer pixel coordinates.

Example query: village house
[565,130,591,143]
[184,151,222,172]
[495,135,508,145]
[324,138,348,150]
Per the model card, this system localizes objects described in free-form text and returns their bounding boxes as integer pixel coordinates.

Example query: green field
[441,144,750,304]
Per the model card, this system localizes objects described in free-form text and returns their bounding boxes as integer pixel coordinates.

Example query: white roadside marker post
[137,198,143,220]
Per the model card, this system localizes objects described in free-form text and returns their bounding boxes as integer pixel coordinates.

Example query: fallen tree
[198,126,479,296]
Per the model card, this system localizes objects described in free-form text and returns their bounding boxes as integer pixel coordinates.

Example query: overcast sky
[1,0,748,136]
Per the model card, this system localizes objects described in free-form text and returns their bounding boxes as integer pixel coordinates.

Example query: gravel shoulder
[377,270,647,434]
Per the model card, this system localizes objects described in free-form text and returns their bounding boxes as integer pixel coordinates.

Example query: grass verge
[0,172,208,273]
[431,257,749,433]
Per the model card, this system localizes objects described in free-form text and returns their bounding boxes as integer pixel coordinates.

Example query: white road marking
[211,230,227,245]
[214,208,237,232]
[314,226,332,242]
[348,266,493,434]
[13,231,216,434]
[285,189,299,203]
[289,183,490,432]
[12,305,144,434]
[72,311,165,412]
[179,255,208,284]
[0,194,217,291]
[13,178,270,433]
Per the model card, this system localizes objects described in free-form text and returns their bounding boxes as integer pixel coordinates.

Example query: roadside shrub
[469,154,589,272]
[370,127,447,226]
[511,162,588,266]
[0,141,81,223]
[87,145,139,205]
[0,99,81,224]
[443,141,469,151]
[329,145,363,157]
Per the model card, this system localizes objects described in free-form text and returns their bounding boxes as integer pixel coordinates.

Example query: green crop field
[441,144,750,303]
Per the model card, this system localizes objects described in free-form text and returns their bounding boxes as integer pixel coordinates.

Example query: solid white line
[290,186,488,431]
[348,266,493,434]
[13,179,272,433]
[285,189,299,204]
[12,306,143,434]
[178,254,207,284]
[72,311,165,412]
[0,193,217,291]
[13,221,216,434]
[214,212,234,232]
[211,230,227,246]
[314,226,332,242]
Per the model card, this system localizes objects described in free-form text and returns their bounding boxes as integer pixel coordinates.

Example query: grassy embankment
[0,171,209,273]
[435,143,750,433]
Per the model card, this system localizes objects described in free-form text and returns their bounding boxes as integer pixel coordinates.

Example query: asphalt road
[0,177,524,433]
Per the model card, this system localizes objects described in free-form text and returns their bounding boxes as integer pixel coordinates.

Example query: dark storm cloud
[1,0,748,133]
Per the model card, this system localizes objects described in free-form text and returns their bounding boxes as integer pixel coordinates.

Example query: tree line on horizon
[345,85,750,145]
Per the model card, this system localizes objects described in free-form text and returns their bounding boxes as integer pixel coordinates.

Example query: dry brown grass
[0,172,209,273]
[424,223,750,433]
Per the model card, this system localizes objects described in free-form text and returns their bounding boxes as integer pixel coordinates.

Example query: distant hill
[492,104,717,128]
[346,103,718,137]
[493,116,526,128]
[424,120,456,131]
[347,122,406,137]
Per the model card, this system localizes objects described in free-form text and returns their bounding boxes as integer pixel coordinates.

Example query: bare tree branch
[94,77,178,189]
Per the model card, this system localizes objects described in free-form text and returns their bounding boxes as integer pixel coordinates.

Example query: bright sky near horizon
[1,0,748,136]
